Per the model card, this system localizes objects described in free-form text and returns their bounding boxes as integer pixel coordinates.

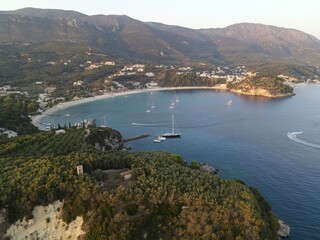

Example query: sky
[2,0,320,39]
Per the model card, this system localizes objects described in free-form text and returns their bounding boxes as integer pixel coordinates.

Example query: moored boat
[162,114,181,138]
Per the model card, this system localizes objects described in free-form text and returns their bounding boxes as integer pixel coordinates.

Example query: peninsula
[0,127,281,239]
[227,76,294,98]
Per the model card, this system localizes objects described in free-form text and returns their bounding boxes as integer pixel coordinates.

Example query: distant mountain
[0,7,86,19]
[200,23,320,65]
[1,8,320,69]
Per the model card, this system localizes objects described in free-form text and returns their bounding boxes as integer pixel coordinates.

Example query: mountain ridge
[0,8,320,68]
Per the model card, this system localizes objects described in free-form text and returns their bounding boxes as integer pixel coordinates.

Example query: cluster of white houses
[84,60,116,70]
[36,87,65,111]
[0,85,27,97]
[174,65,256,82]
[111,64,155,78]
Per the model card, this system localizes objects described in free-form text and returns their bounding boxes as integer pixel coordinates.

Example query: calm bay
[50,85,320,239]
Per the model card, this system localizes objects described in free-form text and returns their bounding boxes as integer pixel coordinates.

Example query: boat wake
[287,132,320,149]
[132,117,245,129]
[132,122,164,126]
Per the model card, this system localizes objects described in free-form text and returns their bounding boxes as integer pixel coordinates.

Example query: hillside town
[1,55,320,117]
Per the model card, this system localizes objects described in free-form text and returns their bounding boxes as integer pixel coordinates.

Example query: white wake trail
[132,122,164,126]
[287,132,320,149]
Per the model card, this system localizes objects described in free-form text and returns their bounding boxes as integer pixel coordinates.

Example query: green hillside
[227,75,294,97]
[0,126,279,239]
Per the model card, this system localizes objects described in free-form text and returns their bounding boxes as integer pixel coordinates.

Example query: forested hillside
[0,94,38,134]
[0,127,279,239]
[227,75,294,97]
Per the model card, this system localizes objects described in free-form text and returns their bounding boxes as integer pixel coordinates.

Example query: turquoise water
[52,85,320,239]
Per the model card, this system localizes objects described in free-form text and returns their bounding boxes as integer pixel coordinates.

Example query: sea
[50,84,320,239]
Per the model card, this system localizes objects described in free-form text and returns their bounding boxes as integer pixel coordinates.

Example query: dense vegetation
[227,76,294,96]
[0,43,121,90]
[249,62,318,79]
[0,128,279,239]
[156,70,226,87]
[85,127,123,150]
[0,42,315,99]
[0,95,38,134]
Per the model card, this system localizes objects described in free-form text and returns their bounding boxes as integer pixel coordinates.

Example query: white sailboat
[100,116,108,128]
[146,103,152,112]
[151,101,156,109]
[162,114,181,138]
[169,100,175,109]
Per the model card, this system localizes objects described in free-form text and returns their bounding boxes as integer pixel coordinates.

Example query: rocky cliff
[4,201,85,240]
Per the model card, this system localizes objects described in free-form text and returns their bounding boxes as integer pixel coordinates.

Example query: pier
[123,134,149,142]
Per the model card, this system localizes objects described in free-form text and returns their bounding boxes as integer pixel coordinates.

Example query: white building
[146,81,158,88]
[76,165,84,175]
[73,81,84,86]
[122,66,134,71]
[145,72,155,77]
[121,170,132,180]
[127,72,137,76]
[45,87,56,93]
[39,93,49,101]
[104,61,115,66]
[178,67,192,71]
[3,130,18,138]
[132,64,145,68]
[55,129,66,135]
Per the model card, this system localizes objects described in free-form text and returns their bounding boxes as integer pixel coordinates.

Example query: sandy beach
[31,85,228,129]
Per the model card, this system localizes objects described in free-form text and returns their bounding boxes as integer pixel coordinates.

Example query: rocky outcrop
[227,76,295,98]
[85,128,123,150]
[4,201,85,240]
[277,220,290,238]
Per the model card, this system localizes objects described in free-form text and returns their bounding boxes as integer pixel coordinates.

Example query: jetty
[123,134,149,142]
[42,113,61,116]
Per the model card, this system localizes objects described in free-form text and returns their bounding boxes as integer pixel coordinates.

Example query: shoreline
[31,85,227,129]
[31,83,300,129]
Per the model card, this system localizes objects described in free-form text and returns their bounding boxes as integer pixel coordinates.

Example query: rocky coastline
[230,88,295,98]
[277,220,290,238]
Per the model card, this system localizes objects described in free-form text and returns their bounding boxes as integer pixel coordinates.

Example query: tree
[190,160,201,169]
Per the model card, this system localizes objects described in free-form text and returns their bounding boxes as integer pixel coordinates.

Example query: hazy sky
[2,0,320,38]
